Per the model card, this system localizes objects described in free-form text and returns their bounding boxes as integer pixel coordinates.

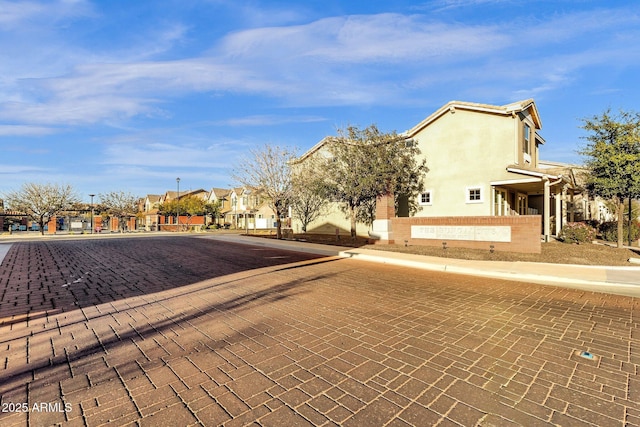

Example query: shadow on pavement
[0,236,326,327]
[0,256,341,396]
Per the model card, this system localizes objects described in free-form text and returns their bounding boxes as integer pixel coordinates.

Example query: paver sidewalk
[1,237,640,426]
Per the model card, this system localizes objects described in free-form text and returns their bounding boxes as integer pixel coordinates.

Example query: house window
[466,187,483,203]
[523,124,531,155]
[419,191,432,206]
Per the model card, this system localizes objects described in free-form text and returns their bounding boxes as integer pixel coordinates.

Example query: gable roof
[296,136,333,163]
[297,99,543,162]
[210,188,231,199]
[405,99,541,137]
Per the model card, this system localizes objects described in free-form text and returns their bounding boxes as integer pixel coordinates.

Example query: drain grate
[579,351,595,360]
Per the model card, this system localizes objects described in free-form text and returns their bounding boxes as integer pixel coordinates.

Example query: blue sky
[1,0,639,203]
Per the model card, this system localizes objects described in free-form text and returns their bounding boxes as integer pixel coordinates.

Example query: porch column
[555,186,562,236]
[543,177,550,242]
[569,189,575,222]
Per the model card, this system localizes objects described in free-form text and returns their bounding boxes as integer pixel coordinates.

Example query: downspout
[543,177,550,242]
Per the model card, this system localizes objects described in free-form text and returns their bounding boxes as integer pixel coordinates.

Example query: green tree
[579,109,640,247]
[233,145,297,239]
[178,196,207,229]
[4,182,79,235]
[321,124,428,239]
[203,200,222,226]
[100,191,139,232]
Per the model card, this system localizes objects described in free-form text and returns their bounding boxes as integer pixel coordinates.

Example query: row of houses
[140,187,285,232]
[140,99,611,244]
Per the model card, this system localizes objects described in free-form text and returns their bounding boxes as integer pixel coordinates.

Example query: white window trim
[419,190,433,206]
[466,186,484,204]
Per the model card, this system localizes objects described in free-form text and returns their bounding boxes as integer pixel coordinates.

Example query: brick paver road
[0,236,639,426]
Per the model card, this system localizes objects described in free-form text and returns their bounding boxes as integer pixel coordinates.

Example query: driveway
[1,236,638,426]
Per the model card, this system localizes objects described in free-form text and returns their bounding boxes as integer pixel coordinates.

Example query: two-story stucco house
[406,99,576,240]
[294,99,579,243]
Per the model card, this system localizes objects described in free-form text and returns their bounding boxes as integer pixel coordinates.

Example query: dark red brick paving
[0,235,639,426]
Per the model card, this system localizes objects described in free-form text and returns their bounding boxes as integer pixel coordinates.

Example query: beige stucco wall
[412,108,535,217]
[291,201,372,237]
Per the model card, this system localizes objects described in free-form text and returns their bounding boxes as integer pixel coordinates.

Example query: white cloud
[218,14,509,63]
[1,6,640,128]
[0,0,93,29]
[0,164,52,174]
[214,115,327,127]
[0,124,57,136]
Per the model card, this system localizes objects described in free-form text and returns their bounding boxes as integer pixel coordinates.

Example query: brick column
[47,217,57,234]
[375,193,395,220]
[370,193,395,244]
[94,216,103,232]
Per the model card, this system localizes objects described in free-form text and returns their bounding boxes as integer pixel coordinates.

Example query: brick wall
[387,216,542,254]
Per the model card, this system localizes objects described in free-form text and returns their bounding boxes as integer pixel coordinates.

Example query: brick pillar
[370,192,395,244]
[375,193,395,220]
[47,216,57,234]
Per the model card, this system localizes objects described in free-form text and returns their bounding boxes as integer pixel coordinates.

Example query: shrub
[599,221,640,242]
[559,222,597,244]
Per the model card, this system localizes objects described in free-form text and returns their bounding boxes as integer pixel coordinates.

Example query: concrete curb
[0,243,11,265]
[338,250,639,292]
[339,249,640,297]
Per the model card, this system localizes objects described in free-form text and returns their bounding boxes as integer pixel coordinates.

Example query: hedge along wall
[386,215,542,254]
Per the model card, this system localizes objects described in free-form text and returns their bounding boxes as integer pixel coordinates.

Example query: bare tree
[291,156,327,232]
[4,182,79,235]
[232,144,297,239]
[100,191,139,232]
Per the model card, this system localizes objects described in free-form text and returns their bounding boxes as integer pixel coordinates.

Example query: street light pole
[176,177,181,231]
[89,194,95,234]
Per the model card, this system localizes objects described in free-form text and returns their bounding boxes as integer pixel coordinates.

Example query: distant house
[224,187,279,230]
[141,194,162,230]
[294,99,581,244]
[206,188,233,225]
[538,160,614,223]
[141,189,208,230]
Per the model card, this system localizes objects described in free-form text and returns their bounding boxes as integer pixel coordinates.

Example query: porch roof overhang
[505,167,560,180]
[491,167,576,194]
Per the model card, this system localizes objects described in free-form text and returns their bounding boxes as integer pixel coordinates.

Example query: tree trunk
[617,199,625,248]
[275,210,282,239]
[629,197,633,247]
[39,216,46,235]
[349,206,357,241]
